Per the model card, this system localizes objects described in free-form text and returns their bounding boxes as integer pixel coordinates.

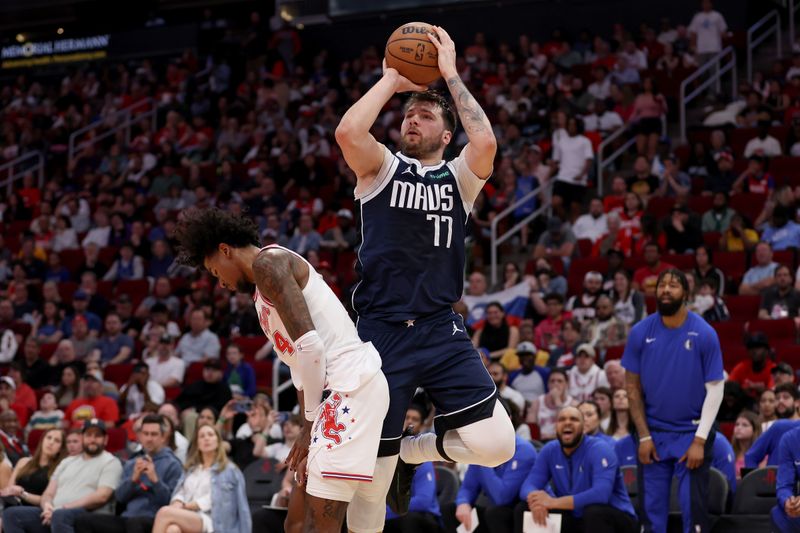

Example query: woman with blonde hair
[153,424,251,533]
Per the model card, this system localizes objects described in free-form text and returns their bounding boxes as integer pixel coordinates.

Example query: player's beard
[400,133,443,160]
[657,296,683,316]
[237,278,256,294]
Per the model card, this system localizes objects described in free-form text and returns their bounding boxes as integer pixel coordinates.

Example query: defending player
[175,208,389,533]
[334,24,515,526]
[622,269,724,533]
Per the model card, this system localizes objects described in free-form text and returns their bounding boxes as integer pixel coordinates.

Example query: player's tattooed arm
[446,75,492,137]
[252,248,314,341]
[625,372,650,437]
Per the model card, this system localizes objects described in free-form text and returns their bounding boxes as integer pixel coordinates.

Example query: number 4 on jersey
[274,331,295,355]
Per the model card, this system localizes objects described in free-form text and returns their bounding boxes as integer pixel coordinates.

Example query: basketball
[385,22,441,85]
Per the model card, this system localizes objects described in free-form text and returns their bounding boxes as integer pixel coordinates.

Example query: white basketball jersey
[253,245,381,392]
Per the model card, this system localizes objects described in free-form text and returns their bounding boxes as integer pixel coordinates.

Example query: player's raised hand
[426,26,458,79]
[382,59,427,94]
[638,438,660,464]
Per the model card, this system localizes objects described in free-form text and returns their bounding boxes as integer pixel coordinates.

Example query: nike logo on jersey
[646,337,656,343]
[555,464,564,469]
[390,180,454,212]
[795,460,800,466]
[452,321,464,335]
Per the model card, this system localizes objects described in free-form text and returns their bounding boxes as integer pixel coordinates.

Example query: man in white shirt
[688,0,728,63]
[572,197,609,243]
[552,116,594,218]
[582,99,624,137]
[488,361,526,412]
[587,66,611,101]
[567,344,610,402]
[119,363,166,417]
[785,53,800,81]
[146,334,186,388]
[174,309,221,365]
[508,342,547,403]
[81,211,112,249]
[619,41,648,71]
[744,122,783,158]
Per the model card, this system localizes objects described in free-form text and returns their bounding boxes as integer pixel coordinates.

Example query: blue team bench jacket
[746,419,800,468]
[519,435,636,518]
[776,427,800,510]
[385,462,441,519]
[456,436,537,507]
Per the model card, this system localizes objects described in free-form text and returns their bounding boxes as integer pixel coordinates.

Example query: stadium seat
[647,197,675,220]
[435,465,460,509]
[712,321,747,344]
[103,364,133,388]
[39,342,57,361]
[185,362,205,385]
[719,421,735,441]
[721,344,748,371]
[621,465,638,507]
[662,254,694,271]
[27,429,44,453]
[164,386,181,401]
[115,279,150,308]
[243,459,284,512]
[669,467,728,515]
[106,427,128,453]
[711,467,778,533]
[57,281,79,305]
[527,423,541,441]
[745,318,796,342]
[688,196,713,215]
[729,194,766,226]
[725,296,761,321]
[59,249,84,273]
[714,252,747,287]
[604,345,625,362]
[233,336,268,360]
[253,360,274,391]
[703,232,722,249]
[576,238,593,258]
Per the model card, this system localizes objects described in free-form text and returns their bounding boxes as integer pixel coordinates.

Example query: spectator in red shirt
[533,293,571,350]
[0,376,29,428]
[64,370,120,428]
[729,333,776,399]
[633,243,675,296]
[7,363,36,414]
[603,176,627,214]
[732,155,775,197]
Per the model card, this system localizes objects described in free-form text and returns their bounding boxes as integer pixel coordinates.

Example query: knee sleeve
[451,401,516,467]
[347,455,399,533]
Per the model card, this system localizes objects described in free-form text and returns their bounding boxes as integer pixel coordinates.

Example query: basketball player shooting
[175,208,389,533]
[335,24,516,524]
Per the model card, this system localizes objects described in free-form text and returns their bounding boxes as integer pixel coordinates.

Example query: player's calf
[303,494,348,533]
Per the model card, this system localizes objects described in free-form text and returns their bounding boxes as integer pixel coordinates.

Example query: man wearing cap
[533,217,576,262]
[733,155,775,196]
[61,291,101,338]
[90,313,134,366]
[144,334,185,388]
[174,309,221,365]
[174,359,232,435]
[508,342,549,403]
[73,414,183,533]
[773,362,796,387]
[568,344,610,403]
[746,383,800,468]
[657,154,691,198]
[64,371,119,429]
[572,197,608,244]
[729,333,776,399]
[664,204,703,255]
[114,294,143,338]
[584,295,628,352]
[321,208,358,251]
[65,315,97,362]
[488,362,526,412]
[119,363,165,417]
[3,419,122,533]
[566,271,605,324]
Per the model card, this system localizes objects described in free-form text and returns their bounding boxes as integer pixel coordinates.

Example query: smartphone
[234,400,253,414]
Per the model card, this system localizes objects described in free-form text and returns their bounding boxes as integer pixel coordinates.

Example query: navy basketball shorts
[357,308,498,456]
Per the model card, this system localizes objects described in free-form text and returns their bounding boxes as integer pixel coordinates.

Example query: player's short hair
[403,90,458,134]
[656,268,689,296]
[776,382,799,400]
[175,208,261,268]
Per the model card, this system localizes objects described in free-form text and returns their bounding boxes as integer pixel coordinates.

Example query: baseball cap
[576,343,597,359]
[336,209,353,220]
[71,315,88,326]
[772,362,793,375]
[73,290,89,301]
[0,377,15,390]
[516,342,537,355]
[84,370,104,382]
[82,418,107,434]
[746,332,770,350]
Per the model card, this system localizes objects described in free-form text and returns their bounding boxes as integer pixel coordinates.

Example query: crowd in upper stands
[0,0,799,530]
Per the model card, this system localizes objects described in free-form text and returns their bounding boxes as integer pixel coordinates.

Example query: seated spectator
[770,425,800,532]
[84,361,119,400]
[760,264,800,319]
[62,294,101,338]
[603,176,628,213]
[64,370,120,429]
[77,272,110,319]
[175,309,221,365]
[219,292,260,338]
[287,213,321,256]
[19,338,51,390]
[774,362,796,388]
[223,344,256,399]
[140,303,181,341]
[527,370,578,441]
[721,213,760,252]
[384,406,441,533]
[744,121,783,158]
[583,296,628,352]
[74,414,183,533]
[224,403,277,469]
[737,91,772,128]
[120,363,166,418]
[730,333,776,399]
[0,428,65,511]
[762,206,800,251]
[745,383,800,468]
[89,313,134,365]
[572,197,608,244]
[566,271,604,324]
[693,245,725,295]
[320,208,358,251]
[0,376,29,429]
[80,210,112,249]
[516,406,638,533]
[731,410,762,479]
[145,334,185,388]
[446,430,537,533]
[78,243,108,280]
[0,410,28,467]
[578,401,615,447]
[102,244,144,282]
[582,98,624,137]
[54,363,82,410]
[508,342,549,403]
[152,424,251,533]
[608,388,631,440]
[489,362,526,412]
[702,194,735,239]
[761,387,780,432]
[260,415,302,464]
[626,156,660,199]
[567,345,610,403]
[6,364,35,415]
[175,360,232,429]
[604,359,626,390]
[147,240,175,279]
[491,262,523,293]
[114,294,142,338]
[610,55,640,85]
[157,404,189,464]
[533,217,576,262]
[664,205,703,254]
[695,278,730,322]
[135,277,181,320]
[548,318,583,367]
[593,213,633,257]
[610,270,646,327]
[593,387,614,432]
[51,216,78,253]
[2,419,122,532]
[472,303,519,361]
[740,242,779,295]
[656,154,690,198]
[633,243,675,297]
[26,393,64,437]
[732,155,775,196]
[533,294,570,349]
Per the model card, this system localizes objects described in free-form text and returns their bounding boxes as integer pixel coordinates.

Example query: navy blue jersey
[352,147,486,321]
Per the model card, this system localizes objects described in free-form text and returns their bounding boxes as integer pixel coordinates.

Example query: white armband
[294,330,326,422]
[696,380,724,440]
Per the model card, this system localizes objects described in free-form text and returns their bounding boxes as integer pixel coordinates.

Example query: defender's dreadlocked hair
[175,208,261,268]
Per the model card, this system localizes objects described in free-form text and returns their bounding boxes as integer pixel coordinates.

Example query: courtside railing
[489,181,552,286]
[595,125,637,196]
[748,10,782,83]
[272,359,294,412]
[68,97,158,165]
[790,0,800,48]
[0,150,45,194]
[679,46,737,143]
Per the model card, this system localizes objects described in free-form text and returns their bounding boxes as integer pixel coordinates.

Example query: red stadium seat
[95,281,114,299]
[721,344,748,371]
[604,346,625,361]
[777,344,800,369]
[773,250,796,270]
[39,343,57,361]
[233,337,268,360]
[725,295,761,321]
[57,281,79,306]
[576,239,593,258]
[59,249,84,273]
[28,429,44,453]
[106,427,128,453]
[729,193,767,226]
[703,232,722,249]
[745,319,797,342]
[646,197,675,220]
[253,360,274,391]
[164,386,181,401]
[103,364,134,388]
[185,362,205,385]
[714,252,747,286]
[114,279,150,308]
[719,421,735,441]
[98,247,119,266]
[712,321,747,344]
[687,196,713,215]
[662,254,694,271]
[527,423,541,441]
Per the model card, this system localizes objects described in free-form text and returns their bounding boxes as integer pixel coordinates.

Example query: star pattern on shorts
[342,406,350,414]
[312,437,318,443]
[327,443,333,450]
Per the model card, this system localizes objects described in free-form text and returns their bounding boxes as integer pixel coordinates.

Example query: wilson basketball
[385,22,441,85]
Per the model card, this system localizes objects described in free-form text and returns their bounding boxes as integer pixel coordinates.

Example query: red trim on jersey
[320,471,373,482]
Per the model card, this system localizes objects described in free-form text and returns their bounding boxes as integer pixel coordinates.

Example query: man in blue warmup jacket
[746,383,800,468]
[515,406,638,533]
[384,405,441,533]
[622,269,724,533]
[444,420,537,533]
[771,426,800,532]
